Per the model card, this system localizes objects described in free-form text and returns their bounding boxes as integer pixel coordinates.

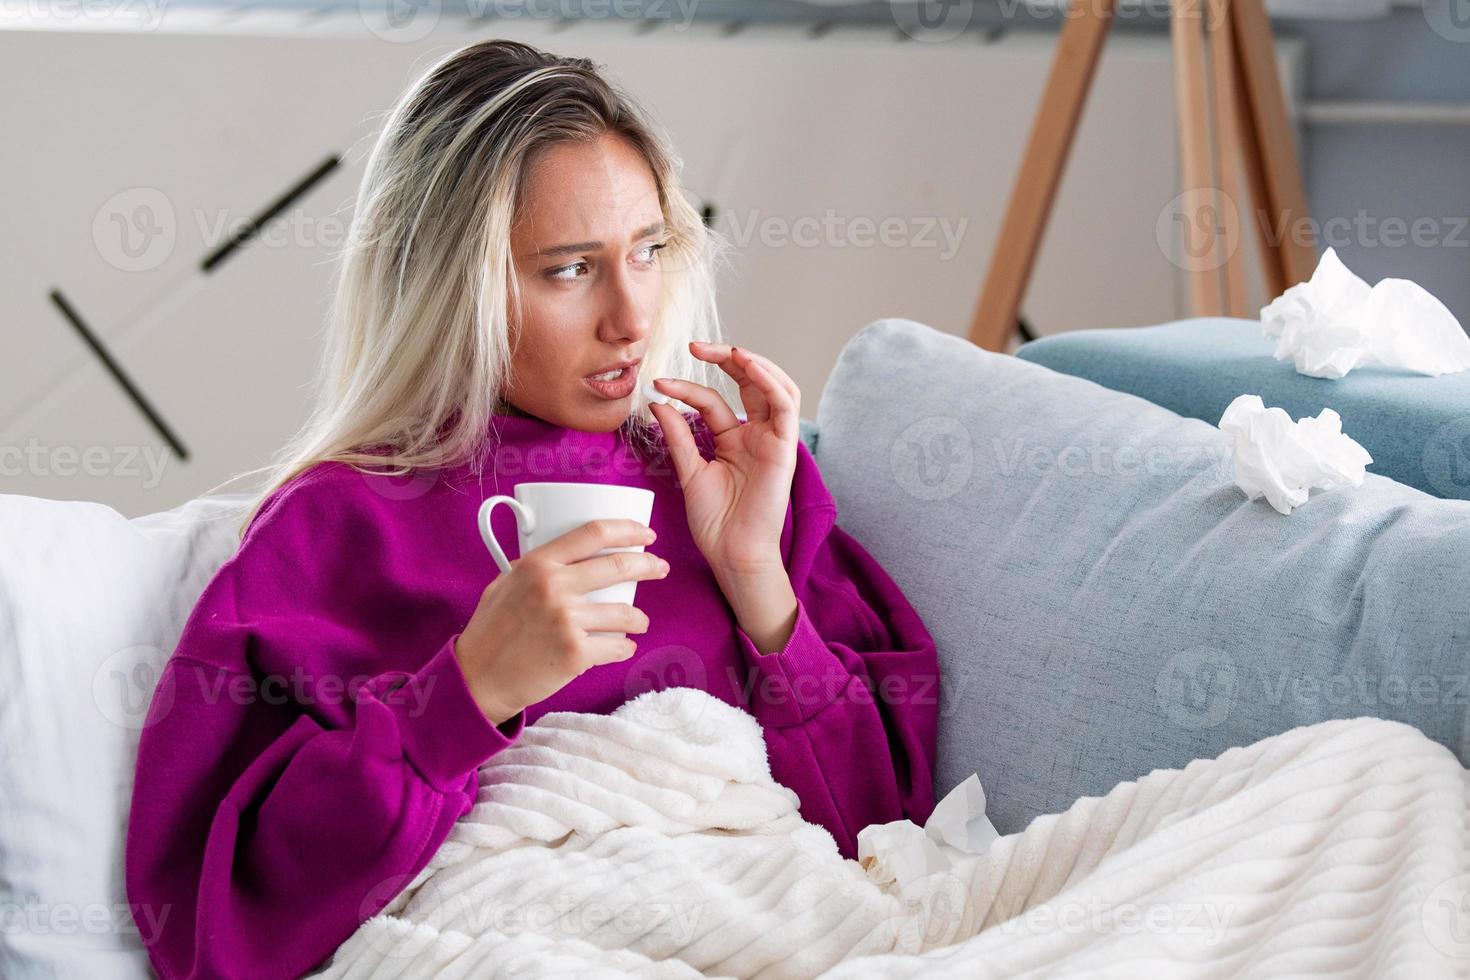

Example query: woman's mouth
[583,360,641,399]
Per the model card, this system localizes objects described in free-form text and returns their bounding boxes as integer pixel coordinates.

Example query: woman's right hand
[453,519,670,726]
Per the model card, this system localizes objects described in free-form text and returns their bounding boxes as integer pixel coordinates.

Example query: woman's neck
[495,399,534,420]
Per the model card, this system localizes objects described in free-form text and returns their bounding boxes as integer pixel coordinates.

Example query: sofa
[4,316,1469,978]
[1015,316,1470,501]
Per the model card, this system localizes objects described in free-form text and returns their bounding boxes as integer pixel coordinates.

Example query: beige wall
[0,16,1299,516]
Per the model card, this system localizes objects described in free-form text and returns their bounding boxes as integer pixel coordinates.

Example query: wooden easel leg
[1171,0,1224,315]
[1229,23,1286,299]
[1206,0,1248,315]
[1230,0,1317,287]
[967,0,1118,351]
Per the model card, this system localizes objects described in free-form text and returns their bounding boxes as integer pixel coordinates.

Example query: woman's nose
[596,264,655,344]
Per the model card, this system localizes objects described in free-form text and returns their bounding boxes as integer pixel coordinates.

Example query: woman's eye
[548,242,666,281]
[548,261,588,281]
[637,241,669,265]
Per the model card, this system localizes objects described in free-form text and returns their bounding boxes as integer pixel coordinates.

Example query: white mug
[477,482,656,637]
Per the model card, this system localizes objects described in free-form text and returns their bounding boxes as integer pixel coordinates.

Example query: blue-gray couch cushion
[1015,317,1470,502]
[815,317,1470,835]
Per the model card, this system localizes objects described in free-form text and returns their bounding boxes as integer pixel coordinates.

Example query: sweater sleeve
[123,478,526,980]
[732,510,941,860]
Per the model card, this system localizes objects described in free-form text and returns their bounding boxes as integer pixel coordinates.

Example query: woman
[124,39,940,980]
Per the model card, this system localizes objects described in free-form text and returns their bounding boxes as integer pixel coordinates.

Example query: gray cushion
[815,318,1470,835]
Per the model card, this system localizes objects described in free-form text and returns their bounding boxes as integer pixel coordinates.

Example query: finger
[582,633,639,667]
[563,548,669,594]
[732,346,801,408]
[571,600,651,635]
[730,349,795,431]
[651,377,741,435]
[649,401,706,489]
[690,342,800,406]
[738,356,798,443]
[535,518,655,565]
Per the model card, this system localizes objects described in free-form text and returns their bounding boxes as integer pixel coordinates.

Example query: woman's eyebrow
[536,221,666,258]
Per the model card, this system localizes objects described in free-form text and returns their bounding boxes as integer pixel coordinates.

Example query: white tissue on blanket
[1218,394,1372,515]
[855,774,999,893]
[1260,246,1470,379]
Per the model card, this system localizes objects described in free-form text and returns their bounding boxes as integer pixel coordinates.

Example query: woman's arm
[728,510,942,861]
[124,484,525,980]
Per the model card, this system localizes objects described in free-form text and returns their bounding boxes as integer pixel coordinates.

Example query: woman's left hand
[648,341,801,581]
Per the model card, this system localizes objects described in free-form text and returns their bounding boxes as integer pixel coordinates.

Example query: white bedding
[313,687,1469,979]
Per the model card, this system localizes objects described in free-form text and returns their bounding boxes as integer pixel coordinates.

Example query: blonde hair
[208,39,734,539]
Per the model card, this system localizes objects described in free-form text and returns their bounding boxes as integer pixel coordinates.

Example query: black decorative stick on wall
[48,288,190,460]
[47,154,342,461]
[202,155,340,273]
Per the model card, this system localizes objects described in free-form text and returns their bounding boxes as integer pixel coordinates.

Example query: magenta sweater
[124,411,941,980]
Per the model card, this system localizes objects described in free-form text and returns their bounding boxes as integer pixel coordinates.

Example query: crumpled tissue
[856,773,1000,893]
[1218,394,1372,515]
[1260,246,1470,379]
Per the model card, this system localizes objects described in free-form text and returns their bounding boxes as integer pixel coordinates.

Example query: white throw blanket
[313,687,1470,979]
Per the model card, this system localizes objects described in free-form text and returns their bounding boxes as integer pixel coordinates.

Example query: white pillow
[0,491,252,980]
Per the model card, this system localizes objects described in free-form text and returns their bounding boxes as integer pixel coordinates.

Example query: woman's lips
[582,362,640,399]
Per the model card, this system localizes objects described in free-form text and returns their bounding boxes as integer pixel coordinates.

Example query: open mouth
[583,359,642,399]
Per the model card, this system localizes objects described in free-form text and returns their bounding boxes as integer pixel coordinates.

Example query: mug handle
[477,496,536,575]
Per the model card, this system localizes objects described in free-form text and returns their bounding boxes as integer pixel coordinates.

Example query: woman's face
[505,132,667,432]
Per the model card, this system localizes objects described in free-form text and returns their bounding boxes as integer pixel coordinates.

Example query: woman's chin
[569,395,635,432]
